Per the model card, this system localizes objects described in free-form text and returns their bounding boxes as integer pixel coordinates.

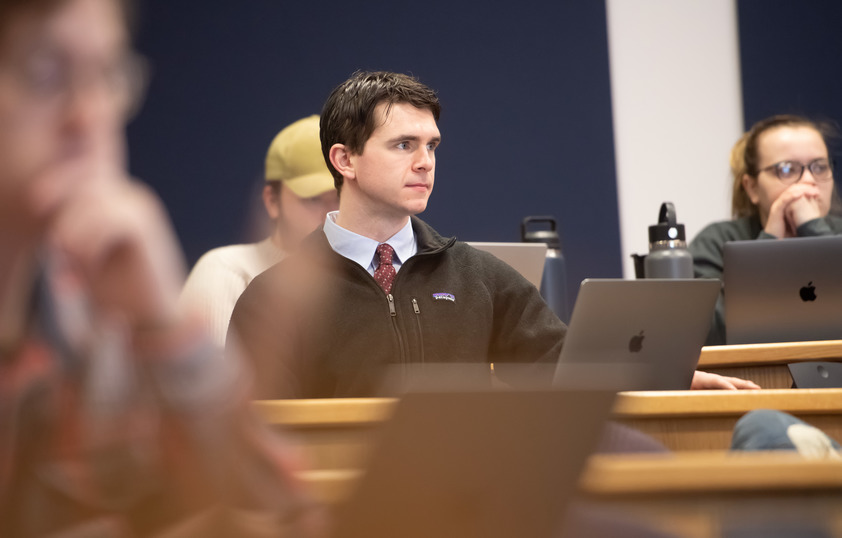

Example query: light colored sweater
[181,237,284,347]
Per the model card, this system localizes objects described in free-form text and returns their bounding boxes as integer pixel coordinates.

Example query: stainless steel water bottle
[522,216,569,323]
[644,202,693,279]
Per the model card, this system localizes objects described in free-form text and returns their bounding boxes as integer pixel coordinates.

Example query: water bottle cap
[521,216,561,249]
[648,202,686,243]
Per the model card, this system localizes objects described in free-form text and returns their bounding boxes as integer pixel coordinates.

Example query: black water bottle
[522,216,569,323]
[644,202,693,279]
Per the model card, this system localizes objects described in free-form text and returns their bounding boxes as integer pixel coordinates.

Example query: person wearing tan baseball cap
[181,115,338,347]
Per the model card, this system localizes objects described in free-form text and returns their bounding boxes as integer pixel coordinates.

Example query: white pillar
[606,0,744,277]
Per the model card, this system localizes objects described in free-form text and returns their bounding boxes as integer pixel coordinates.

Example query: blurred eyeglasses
[1,49,149,119]
[758,158,834,184]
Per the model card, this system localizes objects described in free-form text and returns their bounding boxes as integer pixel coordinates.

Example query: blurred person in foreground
[181,115,338,348]
[0,0,321,535]
[229,70,758,399]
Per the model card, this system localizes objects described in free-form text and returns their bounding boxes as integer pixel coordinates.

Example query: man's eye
[397,142,408,150]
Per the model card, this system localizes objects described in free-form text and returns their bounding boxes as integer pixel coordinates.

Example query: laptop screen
[724,236,842,344]
[555,278,720,391]
[331,386,615,538]
[467,242,547,289]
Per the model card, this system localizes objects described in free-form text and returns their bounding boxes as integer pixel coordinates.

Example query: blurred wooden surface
[296,451,842,538]
[255,389,842,461]
[614,388,842,450]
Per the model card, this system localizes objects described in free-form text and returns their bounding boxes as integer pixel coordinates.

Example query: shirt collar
[323,211,417,270]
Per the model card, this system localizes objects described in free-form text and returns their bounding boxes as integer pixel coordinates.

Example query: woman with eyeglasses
[690,114,842,345]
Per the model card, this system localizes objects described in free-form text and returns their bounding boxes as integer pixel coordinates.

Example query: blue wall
[738,0,842,159]
[126,0,621,313]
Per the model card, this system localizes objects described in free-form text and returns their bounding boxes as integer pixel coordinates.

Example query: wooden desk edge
[295,452,842,502]
[254,398,396,427]
[256,389,842,427]
[583,451,842,494]
[614,388,842,417]
[698,340,842,368]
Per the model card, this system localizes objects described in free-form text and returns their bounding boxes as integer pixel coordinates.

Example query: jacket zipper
[411,298,424,364]
[387,293,397,317]
[386,293,406,364]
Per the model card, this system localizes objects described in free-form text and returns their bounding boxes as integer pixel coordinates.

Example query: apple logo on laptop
[800,281,817,302]
[628,330,645,353]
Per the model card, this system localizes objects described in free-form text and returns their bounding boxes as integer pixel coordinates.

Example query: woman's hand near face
[764,182,823,238]
[785,184,824,231]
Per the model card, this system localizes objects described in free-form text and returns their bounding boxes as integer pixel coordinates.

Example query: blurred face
[264,182,339,249]
[743,126,833,223]
[345,102,440,221]
[0,0,132,235]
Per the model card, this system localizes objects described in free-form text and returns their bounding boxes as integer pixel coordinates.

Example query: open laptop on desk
[330,386,616,538]
[724,235,842,344]
[467,242,547,289]
[554,278,721,391]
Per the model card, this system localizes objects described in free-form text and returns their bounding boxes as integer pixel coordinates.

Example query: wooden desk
[254,388,842,465]
[698,339,842,389]
[614,388,842,450]
[297,451,842,538]
[583,450,842,538]
[256,395,842,537]
[257,398,390,471]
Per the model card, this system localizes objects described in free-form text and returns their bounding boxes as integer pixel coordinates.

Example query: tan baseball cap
[264,115,335,198]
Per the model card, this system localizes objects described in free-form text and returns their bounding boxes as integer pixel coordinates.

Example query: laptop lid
[724,236,842,345]
[554,278,721,391]
[331,386,615,538]
[467,242,547,289]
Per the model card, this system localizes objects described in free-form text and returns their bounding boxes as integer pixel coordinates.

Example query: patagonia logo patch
[432,292,456,302]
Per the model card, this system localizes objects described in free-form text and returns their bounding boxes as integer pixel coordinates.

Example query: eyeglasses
[0,49,149,119]
[758,158,834,184]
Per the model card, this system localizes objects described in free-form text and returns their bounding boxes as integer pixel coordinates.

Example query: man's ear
[329,143,355,182]
[741,174,760,204]
[262,183,281,220]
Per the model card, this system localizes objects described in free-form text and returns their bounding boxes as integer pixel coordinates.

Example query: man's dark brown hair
[319,70,440,192]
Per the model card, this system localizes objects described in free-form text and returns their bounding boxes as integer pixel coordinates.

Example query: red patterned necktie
[373,243,396,294]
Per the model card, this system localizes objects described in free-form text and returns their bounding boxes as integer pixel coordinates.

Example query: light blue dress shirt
[323,211,417,275]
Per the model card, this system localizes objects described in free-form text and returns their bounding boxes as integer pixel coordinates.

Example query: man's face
[0,0,131,234]
[345,102,440,221]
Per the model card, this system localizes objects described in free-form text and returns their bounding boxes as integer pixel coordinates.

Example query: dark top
[229,216,567,398]
[689,214,842,345]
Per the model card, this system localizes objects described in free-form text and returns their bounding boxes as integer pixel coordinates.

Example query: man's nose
[414,148,434,170]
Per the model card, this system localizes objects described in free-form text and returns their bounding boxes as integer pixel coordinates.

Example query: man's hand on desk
[691,370,761,390]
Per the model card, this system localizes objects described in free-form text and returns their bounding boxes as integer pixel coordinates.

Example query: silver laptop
[468,242,547,288]
[724,236,842,344]
[331,386,616,538]
[554,278,721,391]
